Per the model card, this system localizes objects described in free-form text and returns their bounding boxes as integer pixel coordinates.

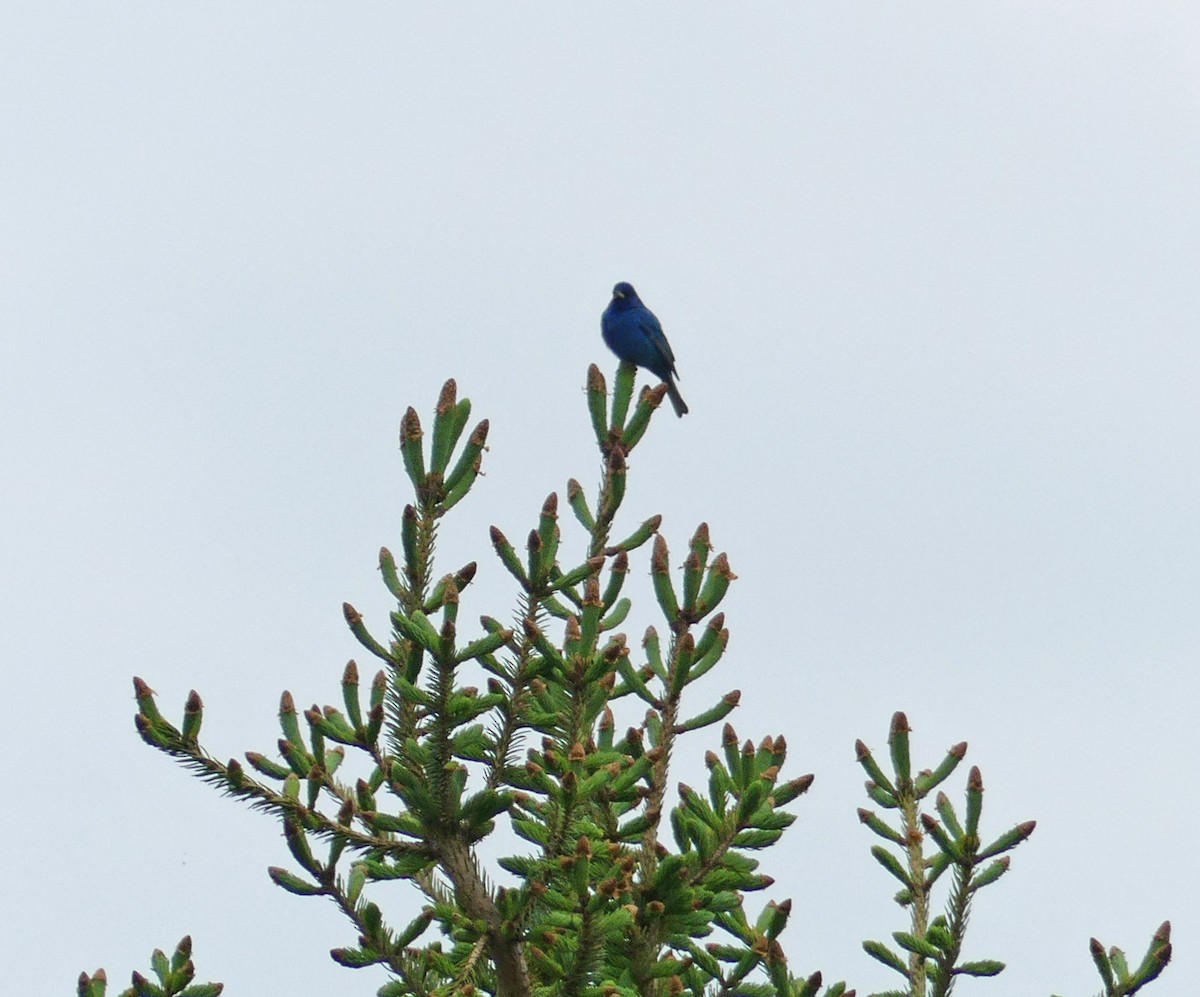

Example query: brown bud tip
[542,492,558,516]
[1089,937,1104,956]
[774,735,787,753]
[567,477,582,499]
[437,379,457,413]
[342,602,361,624]
[490,525,507,546]
[968,766,983,791]
[683,550,701,571]
[569,742,586,762]
[857,808,873,823]
[950,741,968,758]
[133,676,153,696]
[855,739,871,760]
[890,711,911,734]
[793,773,815,794]
[723,690,741,706]
[920,812,938,831]
[647,382,668,406]
[651,533,669,572]
[343,660,359,683]
[1155,920,1172,942]
[804,971,821,988]
[722,723,738,746]
[280,690,296,712]
[760,764,779,782]
[760,735,775,753]
[587,363,605,391]
[704,750,719,768]
[457,561,477,584]
[711,552,737,580]
[400,406,422,441]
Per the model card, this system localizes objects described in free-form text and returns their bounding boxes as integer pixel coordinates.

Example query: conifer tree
[83,366,1172,997]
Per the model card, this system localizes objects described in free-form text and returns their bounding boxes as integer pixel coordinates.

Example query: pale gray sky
[3,4,1198,995]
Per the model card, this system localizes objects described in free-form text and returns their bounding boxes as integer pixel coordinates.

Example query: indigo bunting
[601,282,688,417]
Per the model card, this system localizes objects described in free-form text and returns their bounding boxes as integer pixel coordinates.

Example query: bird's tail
[666,379,688,417]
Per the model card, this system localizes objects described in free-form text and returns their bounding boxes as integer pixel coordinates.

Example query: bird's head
[610,281,640,307]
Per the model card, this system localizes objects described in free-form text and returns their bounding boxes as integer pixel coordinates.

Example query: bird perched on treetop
[601,282,688,417]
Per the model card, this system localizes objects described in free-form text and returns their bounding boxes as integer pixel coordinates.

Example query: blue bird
[601,282,688,417]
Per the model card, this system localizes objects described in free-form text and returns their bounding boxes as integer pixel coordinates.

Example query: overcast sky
[3,4,1198,995]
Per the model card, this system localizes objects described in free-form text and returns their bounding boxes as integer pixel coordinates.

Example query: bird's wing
[640,313,678,374]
